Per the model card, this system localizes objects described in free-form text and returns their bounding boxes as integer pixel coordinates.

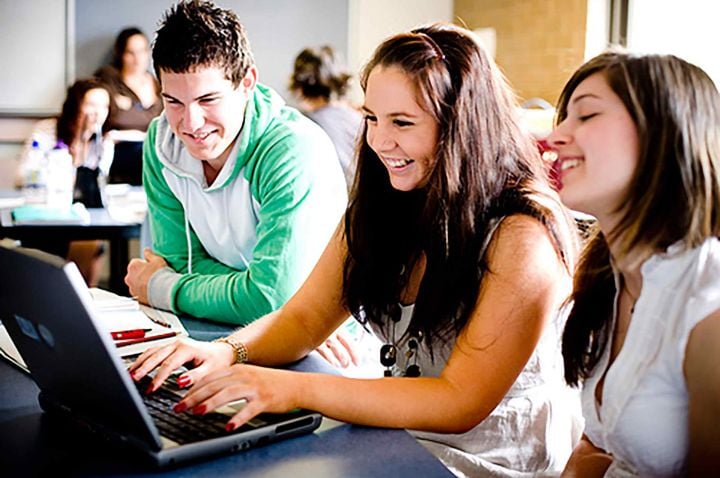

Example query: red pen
[111,328,151,340]
[115,331,181,348]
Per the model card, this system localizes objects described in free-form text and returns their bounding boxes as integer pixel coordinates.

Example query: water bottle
[46,141,75,210]
[22,139,48,204]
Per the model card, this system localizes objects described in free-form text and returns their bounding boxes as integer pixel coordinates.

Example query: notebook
[0,245,322,467]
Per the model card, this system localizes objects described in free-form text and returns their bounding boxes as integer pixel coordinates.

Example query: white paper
[0,290,189,372]
[86,289,187,357]
[0,323,29,372]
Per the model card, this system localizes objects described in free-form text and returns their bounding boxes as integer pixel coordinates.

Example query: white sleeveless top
[582,237,720,477]
[368,303,582,477]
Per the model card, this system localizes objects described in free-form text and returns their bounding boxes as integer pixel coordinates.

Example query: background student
[131,23,581,477]
[95,27,163,185]
[15,78,114,286]
[124,1,347,328]
[289,45,363,189]
[549,51,720,477]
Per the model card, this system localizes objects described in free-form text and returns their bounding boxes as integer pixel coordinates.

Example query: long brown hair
[111,27,146,70]
[56,78,111,147]
[560,51,720,385]
[343,23,574,346]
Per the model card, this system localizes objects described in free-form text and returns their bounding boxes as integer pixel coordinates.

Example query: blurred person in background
[15,78,114,286]
[96,27,162,185]
[290,45,362,189]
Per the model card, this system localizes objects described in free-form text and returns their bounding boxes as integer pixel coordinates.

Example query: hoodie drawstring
[184,180,193,274]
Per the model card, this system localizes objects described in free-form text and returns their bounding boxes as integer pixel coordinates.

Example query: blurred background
[1,0,719,186]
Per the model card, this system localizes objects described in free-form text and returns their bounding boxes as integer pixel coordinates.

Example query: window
[626,0,720,86]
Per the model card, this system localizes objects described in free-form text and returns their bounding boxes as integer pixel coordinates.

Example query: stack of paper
[0,324,28,372]
[0,289,188,372]
[0,190,25,210]
[105,184,147,224]
[90,288,188,358]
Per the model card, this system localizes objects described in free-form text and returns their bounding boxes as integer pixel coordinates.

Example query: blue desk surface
[0,316,454,478]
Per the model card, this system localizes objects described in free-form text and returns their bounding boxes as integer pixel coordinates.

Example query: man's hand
[315,329,359,369]
[125,248,169,305]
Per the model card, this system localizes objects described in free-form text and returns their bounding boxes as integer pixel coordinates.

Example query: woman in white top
[548,51,720,476]
[15,78,114,286]
[130,23,580,476]
[16,79,114,192]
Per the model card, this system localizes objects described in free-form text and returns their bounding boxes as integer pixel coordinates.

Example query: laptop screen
[0,246,162,449]
[0,245,322,467]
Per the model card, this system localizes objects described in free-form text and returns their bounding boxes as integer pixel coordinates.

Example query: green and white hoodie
[144,84,347,325]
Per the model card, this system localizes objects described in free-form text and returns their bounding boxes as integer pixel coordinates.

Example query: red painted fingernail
[177,376,190,388]
[226,422,236,432]
[173,402,187,413]
[192,404,207,415]
[145,384,154,394]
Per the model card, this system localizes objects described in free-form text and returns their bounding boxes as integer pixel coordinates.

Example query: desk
[0,207,141,295]
[0,354,454,478]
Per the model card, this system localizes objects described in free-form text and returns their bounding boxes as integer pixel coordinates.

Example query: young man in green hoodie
[125,1,347,330]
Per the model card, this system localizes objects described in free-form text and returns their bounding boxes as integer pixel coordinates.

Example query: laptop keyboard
[136,377,232,444]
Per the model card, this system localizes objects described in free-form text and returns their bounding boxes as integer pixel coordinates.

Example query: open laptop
[0,245,322,467]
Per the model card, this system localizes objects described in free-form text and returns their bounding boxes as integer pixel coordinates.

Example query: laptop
[0,245,322,467]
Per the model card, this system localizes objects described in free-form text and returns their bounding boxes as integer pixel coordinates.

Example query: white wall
[0,0,68,114]
[584,0,609,61]
[627,0,720,87]
[0,0,69,179]
[346,0,454,104]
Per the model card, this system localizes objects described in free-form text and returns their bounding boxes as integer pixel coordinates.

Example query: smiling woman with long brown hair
[549,51,720,477]
[130,23,581,477]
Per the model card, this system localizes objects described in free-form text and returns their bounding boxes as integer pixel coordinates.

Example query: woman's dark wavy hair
[560,51,720,386]
[343,23,575,347]
[111,27,146,70]
[289,45,352,100]
[56,78,112,147]
[152,0,254,87]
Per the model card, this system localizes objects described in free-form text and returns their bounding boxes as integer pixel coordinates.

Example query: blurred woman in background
[15,78,113,285]
[96,27,162,185]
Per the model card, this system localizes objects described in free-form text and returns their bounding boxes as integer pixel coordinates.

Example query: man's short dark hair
[153,0,255,87]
